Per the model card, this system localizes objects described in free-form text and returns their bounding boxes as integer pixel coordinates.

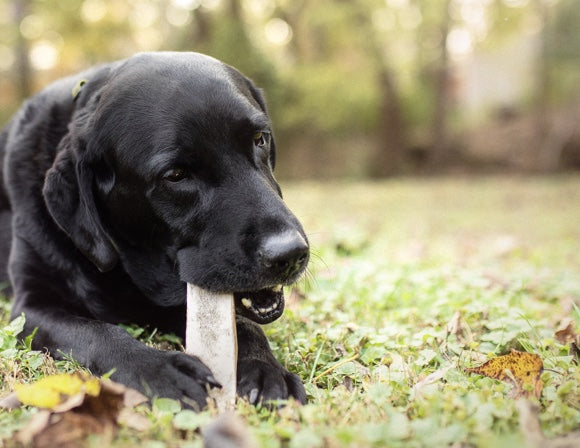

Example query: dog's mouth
[234,285,284,324]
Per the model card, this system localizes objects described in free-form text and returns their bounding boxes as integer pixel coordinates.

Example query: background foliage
[1,0,580,178]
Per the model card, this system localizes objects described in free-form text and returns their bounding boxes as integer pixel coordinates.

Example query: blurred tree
[534,0,580,169]
[0,0,578,176]
[426,0,452,166]
[12,0,32,99]
[190,5,212,50]
[546,0,580,96]
[257,0,381,177]
[534,0,553,168]
[206,0,275,87]
[353,0,407,177]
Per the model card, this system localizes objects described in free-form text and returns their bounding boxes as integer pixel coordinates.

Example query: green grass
[1,175,580,447]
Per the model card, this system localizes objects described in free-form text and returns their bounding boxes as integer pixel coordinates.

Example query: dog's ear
[43,134,118,272]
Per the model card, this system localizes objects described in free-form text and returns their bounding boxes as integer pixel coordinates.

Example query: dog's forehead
[100,52,263,126]
[138,52,228,80]
[112,52,241,98]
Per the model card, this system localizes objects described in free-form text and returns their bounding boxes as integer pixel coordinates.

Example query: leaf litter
[465,349,544,399]
[1,373,148,447]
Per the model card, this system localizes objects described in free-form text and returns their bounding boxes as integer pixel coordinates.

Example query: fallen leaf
[412,366,451,398]
[465,349,543,399]
[559,296,576,316]
[466,351,489,364]
[555,318,579,345]
[445,310,473,344]
[19,410,115,448]
[10,374,148,447]
[15,373,100,410]
[570,342,580,365]
[446,311,462,337]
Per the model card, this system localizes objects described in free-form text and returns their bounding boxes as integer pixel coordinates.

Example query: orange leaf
[465,349,543,399]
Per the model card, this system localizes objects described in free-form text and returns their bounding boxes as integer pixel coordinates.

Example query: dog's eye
[164,168,188,182]
[253,131,268,148]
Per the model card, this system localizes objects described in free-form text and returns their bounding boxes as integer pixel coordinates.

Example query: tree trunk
[353,1,407,177]
[190,7,212,50]
[370,67,407,177]
[225,0,242,20]
[534,0,555,170]
[278,0,311,63]
[430,0,452,166]
[13,0,32,100]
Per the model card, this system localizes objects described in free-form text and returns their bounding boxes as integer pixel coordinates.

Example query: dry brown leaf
[465,349,543,399]
[12,375,148,447]
[571,342,580,365]
[413,366,452,398]
[555,317,579,345]
[559,296,576,316]
[19,410,115,448]
[445,311,473,344]
[446,311,463,337]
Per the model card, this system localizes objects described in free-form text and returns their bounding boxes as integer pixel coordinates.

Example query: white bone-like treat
[186,284,237,411]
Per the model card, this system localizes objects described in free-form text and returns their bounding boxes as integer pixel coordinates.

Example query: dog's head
[43,52,309,324]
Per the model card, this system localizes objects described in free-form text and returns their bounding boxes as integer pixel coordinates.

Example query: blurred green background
[1,0,579,179]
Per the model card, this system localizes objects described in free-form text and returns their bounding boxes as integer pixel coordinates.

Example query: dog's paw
[237,358,306,406]
[111,348,220,410]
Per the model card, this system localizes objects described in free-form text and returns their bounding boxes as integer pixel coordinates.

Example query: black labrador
[0,52,309,408]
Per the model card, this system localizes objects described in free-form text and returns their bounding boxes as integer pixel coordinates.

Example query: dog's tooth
[241,298,252,309]
[272,285,283,293]
[258,307,268,314]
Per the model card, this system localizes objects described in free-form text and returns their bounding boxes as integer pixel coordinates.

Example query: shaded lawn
[1,175,579,447]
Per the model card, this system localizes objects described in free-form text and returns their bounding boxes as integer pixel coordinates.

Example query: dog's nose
[258,230,309,279]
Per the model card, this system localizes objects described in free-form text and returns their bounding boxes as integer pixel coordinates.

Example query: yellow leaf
[15,373,101,409]
[15,385,61,409]
[465,349,543,399]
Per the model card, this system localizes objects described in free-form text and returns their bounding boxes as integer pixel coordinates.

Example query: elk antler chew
[186,284,237,411]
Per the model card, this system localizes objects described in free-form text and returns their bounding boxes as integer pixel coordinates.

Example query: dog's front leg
[235,316,306,405]
[11,300,219,409]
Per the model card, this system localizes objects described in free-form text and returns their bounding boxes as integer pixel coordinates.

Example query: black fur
[0,52,309,408]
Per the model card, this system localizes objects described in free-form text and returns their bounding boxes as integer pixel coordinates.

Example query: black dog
[0,52,309,408]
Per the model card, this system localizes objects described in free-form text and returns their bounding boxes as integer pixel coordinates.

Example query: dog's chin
[234,286,285,324]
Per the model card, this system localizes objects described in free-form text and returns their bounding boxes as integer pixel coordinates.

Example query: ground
[1,175,579,447]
